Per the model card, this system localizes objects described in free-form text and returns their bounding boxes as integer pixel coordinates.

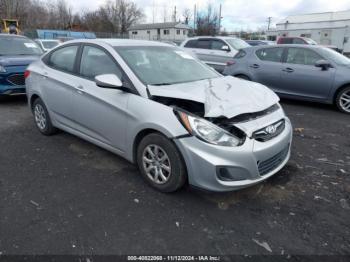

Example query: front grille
[253,119,285,142]
[258,144,289,176]
[7,74,25,86]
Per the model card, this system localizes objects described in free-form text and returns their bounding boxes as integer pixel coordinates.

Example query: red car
[277,37,317,45]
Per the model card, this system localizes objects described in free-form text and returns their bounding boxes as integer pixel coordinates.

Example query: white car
[181,36,250,73]
[35,39,61,52]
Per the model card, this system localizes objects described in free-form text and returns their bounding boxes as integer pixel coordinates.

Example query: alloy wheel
[142,144,171,185]
[34,104,47,130]
[339,90,350,113]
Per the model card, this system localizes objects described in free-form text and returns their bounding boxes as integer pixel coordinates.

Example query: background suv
[181,36,250,73]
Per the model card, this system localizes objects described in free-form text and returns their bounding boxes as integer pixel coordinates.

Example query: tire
[236,74,251,81]
[136,133,187,193]
[32,98,57,135]
[335,86,350,114]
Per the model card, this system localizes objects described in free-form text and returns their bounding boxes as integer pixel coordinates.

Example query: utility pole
[194,4,196,33]
[173,6,177,22]
[267,17,272,30]
[218,3,222,35]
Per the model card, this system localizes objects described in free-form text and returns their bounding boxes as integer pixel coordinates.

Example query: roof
[128,22,191,31]
[0,33,26,38]
[66,38,174,47]
[245,44,327,51]
[277,10,350,24]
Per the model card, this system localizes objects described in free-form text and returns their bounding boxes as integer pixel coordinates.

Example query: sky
[68,0,350,31]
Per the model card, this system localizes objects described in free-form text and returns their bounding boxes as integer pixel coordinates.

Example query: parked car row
[1,33,348,194]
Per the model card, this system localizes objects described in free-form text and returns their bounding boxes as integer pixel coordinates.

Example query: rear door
[71,44,130,152]
[41,44,80,127]
[249,47,285,92]
[279,47,335,100]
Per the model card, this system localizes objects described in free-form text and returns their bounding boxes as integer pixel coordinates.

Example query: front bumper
[174,117,292,192]
[0,84,26,95]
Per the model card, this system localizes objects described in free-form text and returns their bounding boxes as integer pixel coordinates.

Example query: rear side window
[184,40,197,48]
[49,45,78,73]
[79,46,122,79]
[197,39,211,49]
[234,50,246,59]
[256,48,283,62]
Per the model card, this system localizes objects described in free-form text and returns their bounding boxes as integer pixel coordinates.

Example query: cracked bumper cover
[174,118,293,192]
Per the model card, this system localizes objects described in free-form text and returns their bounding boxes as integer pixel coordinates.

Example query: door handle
[282,68,294,73]
[250,64,260,69]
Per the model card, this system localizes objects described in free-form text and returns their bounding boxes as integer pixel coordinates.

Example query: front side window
[116,46,219,85]
[292,38,305,44]
[49,45,78,72]
[286,48,323,65]
[0,36,43,56]
[256,48,283,62]
[79,46,122,79]
[211,40,228,51]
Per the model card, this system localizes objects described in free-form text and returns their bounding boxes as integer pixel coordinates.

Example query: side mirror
[315,60,331,70]
[221,45,230,52]
[95,74,124,89]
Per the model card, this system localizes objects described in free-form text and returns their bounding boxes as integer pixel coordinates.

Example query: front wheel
[137,133,187,193]
[336,86,350,114]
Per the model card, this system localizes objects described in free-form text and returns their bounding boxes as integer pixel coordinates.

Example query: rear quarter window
[234,50,246,59]
[184,40,197,48]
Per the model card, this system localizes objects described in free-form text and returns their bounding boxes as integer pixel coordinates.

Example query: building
[128,22,191,41]
[267,10,350,53]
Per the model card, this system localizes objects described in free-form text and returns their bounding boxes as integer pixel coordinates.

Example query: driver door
[72,44,130,152]
[279,47,335,100]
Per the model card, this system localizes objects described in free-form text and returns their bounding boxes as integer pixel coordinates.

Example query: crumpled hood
[0,55,40,67]
[148,76,280,119]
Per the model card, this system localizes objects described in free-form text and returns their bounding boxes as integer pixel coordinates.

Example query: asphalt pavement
[0,96,349,258]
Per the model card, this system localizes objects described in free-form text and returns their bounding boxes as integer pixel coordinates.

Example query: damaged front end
[151,95,281,148]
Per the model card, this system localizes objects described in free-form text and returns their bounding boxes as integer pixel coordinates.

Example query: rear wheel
[336,86,350,114]
[32,98,57,135]
[136,133,187,193]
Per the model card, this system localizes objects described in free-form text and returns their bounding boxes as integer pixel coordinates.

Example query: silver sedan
[25,39,292,192]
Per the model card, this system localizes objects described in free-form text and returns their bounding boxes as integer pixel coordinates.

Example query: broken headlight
[176,111,241,147]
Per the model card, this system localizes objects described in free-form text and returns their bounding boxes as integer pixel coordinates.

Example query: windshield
[225,38,250,50]
[0,37,43,56]
[42,41,59,49]
[305,38,317,45]
[116,46,220,85]
[319,47,350,65]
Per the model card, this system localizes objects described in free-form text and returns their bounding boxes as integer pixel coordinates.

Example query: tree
[182,8,192,25]
[196,3,219,36]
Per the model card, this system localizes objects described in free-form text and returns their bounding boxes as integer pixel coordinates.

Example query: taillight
[226,60,235,66]
[24,70,30,79]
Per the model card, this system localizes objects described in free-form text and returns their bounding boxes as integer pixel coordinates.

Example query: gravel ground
[0,96,349,258]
